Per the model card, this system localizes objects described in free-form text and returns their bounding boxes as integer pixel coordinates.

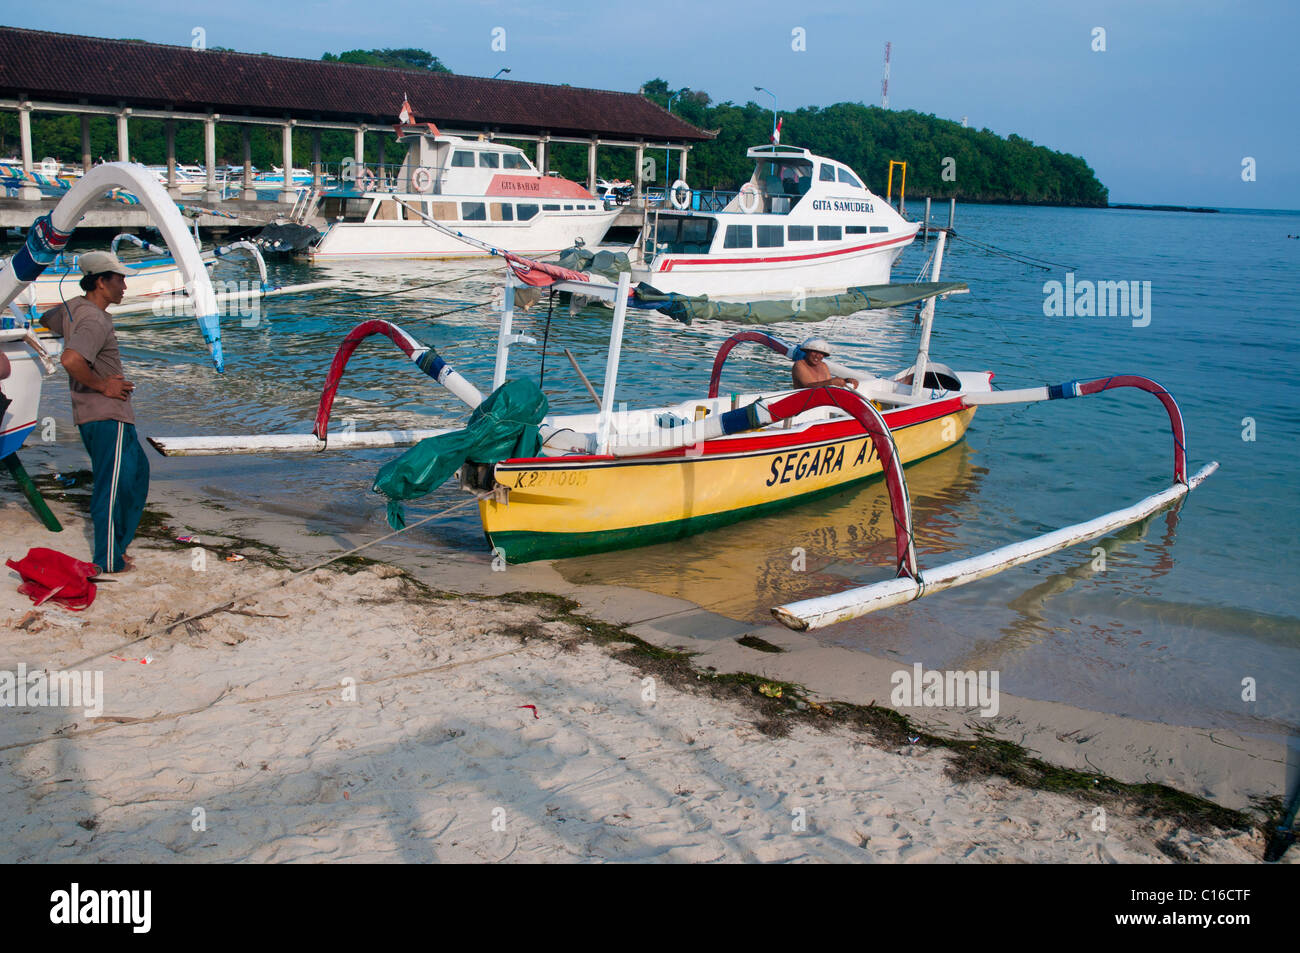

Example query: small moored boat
[632,143,918,298]
[305,122,620,261]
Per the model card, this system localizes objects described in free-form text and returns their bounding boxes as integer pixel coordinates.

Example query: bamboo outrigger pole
[773,461,1217,631]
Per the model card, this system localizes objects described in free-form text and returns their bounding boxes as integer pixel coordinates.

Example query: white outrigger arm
[0,163,224,370]
[111,232,271,287]
[771,375,1218,631]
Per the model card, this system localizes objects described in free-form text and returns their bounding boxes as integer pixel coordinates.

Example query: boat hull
[631,228,917,298]
[481,398,975,562]
[0,331,58,459]
[26,259,199,309]
[308,207,621,261]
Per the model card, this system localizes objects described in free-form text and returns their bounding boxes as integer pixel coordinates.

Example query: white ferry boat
[632,144,918,297]
[307,124,620,261]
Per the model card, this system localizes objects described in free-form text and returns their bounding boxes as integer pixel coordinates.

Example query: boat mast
[492,267,538,389]
[911,228,947,397]
[596,271,633,453]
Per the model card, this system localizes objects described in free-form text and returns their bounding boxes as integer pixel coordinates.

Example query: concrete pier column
[587,138,597,193]
[80,114,91,173]
[204,114,222,203]
[678,147,688,184]
[17,104,39,201]
[377,137,386,188]
[353,126,365,173]
[633,143,645,199]
[311,129,322,190]
[116,108,130,162]
[241,126,256,200]
[536,137,548,174]
[278,122,296,204]
[165,119,180,197]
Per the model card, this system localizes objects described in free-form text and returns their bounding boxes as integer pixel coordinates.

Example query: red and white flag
[771,116,783,144]
[398,97,415,125]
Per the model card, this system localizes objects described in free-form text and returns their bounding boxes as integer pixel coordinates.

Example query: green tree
[637,81,1109,206]
[321,49,452,72]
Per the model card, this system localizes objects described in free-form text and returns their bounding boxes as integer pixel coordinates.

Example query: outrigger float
[151,229,1218,629]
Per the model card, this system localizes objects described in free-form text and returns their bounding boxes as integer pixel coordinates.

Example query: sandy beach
[0,488,1289,864]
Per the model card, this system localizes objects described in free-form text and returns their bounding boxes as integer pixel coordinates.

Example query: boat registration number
[508,469,590,488]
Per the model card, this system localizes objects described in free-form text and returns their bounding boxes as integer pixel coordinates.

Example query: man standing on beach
[40,251,148,574]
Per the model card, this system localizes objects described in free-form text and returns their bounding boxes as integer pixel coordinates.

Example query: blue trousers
[79,420,150,573]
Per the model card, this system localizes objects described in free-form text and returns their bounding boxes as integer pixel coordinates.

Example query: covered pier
[0,26,711,226]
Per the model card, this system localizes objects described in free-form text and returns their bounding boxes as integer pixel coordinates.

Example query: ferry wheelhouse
[634,144,919,297]
[307,125,620,261]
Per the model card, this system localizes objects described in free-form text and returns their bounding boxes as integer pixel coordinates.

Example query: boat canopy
[633,281,969,325]
[549,246,965,325]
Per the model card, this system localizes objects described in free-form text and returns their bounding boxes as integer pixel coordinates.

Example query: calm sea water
[24,204,1300,738]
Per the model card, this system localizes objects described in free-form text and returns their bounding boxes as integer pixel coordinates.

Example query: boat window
[837,168,863,188]
[491,203,514,221]
[653,215,717,253]
[479,152,501,168]
[756,225,784,248]
[325,198,369,222]
[502,153,530,170]
[563,204,574,210]
[543,203,561,211]
[431,201,457,220]
[451,151,476,167]
[787,225,814,242]
[372,199,401,221]
[724,224,753,249]
[462,202,487,221]
[870,225,888,233]
[817,225,842,241]
[845,225,867,234]
[517,203,539,220]
[819,164,836,182]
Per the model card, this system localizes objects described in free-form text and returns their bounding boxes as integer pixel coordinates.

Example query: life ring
[411,166,434,193]
[738,185,760,214]
[357,170,378,192]
[669,179,692,210]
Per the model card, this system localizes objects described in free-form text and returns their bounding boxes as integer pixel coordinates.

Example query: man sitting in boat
[792,337,858,390]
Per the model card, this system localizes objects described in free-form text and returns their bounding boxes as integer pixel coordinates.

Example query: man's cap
[77,251,132,277]
[800,337,832,356]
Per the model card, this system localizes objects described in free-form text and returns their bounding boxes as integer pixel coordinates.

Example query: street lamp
[666,90,680,186]
[493,68,511,79]
[754,86,777,141]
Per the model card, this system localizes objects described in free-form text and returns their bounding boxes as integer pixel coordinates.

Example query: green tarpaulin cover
[555,247,632,282]
[634,281,969,326]
[373,379,548,529]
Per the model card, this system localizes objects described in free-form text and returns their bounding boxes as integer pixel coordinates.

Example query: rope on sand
[62,494,489,671]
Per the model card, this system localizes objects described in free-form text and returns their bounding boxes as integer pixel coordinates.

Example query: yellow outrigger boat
[153,231,1217,629]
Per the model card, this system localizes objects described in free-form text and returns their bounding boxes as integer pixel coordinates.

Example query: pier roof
[0,27,712,142]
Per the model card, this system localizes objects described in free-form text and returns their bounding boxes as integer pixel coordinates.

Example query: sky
[3,0,1297,208]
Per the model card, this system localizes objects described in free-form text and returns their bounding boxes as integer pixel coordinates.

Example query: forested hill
[636,79,1109,207]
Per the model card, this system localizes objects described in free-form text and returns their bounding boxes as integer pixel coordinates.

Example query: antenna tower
[882,41,891,109]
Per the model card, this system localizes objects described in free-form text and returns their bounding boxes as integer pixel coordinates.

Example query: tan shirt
[41,296,135,426]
